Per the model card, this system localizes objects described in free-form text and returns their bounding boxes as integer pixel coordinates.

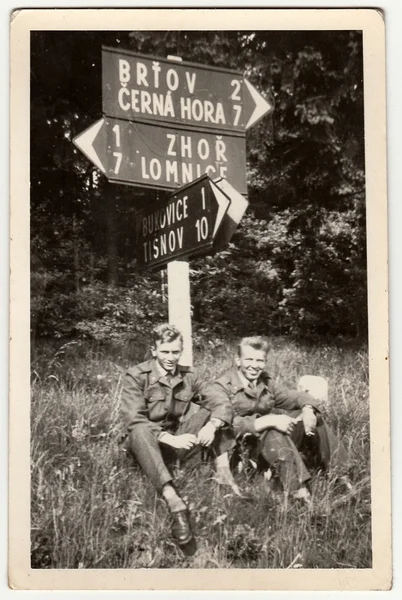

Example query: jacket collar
[144,359,185,386]
[224,367,271,393]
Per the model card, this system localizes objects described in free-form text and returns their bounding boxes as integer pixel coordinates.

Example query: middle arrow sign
[73,117,247,194]
[135,174,230,269]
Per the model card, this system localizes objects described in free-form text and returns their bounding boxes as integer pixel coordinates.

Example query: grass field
[30,337,371,569]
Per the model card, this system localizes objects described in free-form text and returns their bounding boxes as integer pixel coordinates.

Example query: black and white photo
[9,7,390,591]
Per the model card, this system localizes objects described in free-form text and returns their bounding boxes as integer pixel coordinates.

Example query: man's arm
[270,381,319,434]
[201,381,289,437]
[198,378,234,426]
[233,380,321,437]
[234,413,299,436]
[121,369,160,435]
[270,381,320,412]
[122,372,195,447]
[193,378,234,446]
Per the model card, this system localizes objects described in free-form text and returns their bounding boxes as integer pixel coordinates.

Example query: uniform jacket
[121,359,232,437]
[204,368,321,437]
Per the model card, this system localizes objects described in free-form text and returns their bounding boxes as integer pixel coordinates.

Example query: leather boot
[170,510,193,545]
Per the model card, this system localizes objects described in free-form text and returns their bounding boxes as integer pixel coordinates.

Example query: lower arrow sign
[136,174,230,269]
[212,178,249,248]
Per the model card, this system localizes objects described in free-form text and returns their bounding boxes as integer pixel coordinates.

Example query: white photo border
[9,6,390,592]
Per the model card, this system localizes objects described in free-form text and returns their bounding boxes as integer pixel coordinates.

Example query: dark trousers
[257,415,349,493]
[127,407,234,492]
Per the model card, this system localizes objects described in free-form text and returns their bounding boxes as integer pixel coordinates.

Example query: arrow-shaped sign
[72,119,106,173]
[72,117,247,194]
[102,47,272,135]
[244,79,272,130]
[212,177,249,249]
[136,174,230,269]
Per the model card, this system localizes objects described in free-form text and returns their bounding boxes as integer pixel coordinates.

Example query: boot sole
[174,533,193,546]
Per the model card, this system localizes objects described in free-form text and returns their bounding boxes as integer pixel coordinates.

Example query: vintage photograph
[9,7,390,591]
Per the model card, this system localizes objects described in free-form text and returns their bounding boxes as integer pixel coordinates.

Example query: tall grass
[30,338,371,569]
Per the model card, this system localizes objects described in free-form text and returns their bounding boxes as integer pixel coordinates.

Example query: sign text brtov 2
[102,47,269,134]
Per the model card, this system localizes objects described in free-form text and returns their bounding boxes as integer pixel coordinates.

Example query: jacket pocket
[144,388,165,403]
[174,390,192,403]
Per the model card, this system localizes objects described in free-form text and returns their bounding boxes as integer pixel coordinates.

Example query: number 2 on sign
[196,217,208,242]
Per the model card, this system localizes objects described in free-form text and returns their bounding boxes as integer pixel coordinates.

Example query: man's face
[236,345,267,382]
[152,338,183,373]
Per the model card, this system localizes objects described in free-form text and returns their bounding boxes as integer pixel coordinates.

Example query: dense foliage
[31,30,367,343]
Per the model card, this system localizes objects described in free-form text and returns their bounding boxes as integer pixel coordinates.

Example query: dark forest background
[30,30,367,346]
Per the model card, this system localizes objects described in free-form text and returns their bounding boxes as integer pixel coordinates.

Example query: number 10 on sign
[196,187,208,241]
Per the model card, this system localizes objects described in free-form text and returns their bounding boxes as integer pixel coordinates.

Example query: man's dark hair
[151,323,183,347]
[237,336,271,357]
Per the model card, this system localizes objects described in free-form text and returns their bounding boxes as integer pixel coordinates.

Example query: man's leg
[176,405,210,435]
[127,423,173,492]
[175,405,210,462]
[288,413,351,476]
[127,423,191,544]
[259,425,311,494]
[177,407,239,493]
[314,415,350,475]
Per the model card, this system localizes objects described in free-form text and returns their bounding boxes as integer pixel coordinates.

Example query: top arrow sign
[102,47,272,135]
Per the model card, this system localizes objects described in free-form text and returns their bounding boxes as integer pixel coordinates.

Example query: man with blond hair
[121,323,236,546]
[204,336,350,503]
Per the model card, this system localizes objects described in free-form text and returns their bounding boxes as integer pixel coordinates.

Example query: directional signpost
[102,47,272,134]
[212,178,249,250]
[136,174,230,269]
[73,117,247,194]
[73,47,272,365]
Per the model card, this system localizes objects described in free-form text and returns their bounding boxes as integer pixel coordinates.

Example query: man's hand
[197,422,217,447]
[272,414,298,435]
[301,405,317,436]
[161,433,198,450]
[173,434,198,450]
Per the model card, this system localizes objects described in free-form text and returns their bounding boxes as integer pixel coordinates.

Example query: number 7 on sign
[113,152,122,174]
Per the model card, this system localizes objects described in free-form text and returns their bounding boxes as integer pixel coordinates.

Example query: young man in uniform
[121,323,236,546]
[205,336,350,503]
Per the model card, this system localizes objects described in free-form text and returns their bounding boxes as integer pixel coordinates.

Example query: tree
[30,30,367,342]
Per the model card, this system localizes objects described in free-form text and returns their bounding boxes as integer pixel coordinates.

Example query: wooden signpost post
[135,174,232,365]
[73,47,273,365]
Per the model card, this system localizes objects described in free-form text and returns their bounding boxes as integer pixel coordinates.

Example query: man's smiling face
[235,344,267,382]
[152,338,183,373]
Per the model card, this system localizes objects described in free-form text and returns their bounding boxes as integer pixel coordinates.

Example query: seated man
[121,323,235,546]
[205,336,350,503]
